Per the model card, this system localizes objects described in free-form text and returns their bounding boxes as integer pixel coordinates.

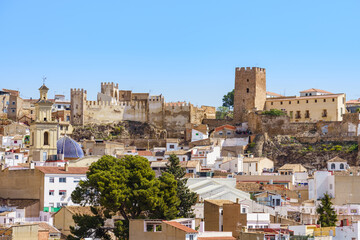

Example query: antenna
[42,76,47,85]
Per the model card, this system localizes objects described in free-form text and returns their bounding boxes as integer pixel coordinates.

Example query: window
[330,184,333,190]
[289,111,293,119]
[306,100,309,103]
[66,116,70,121]
[59,190,67,196]
[188,169,194,173]
[12,101,15,105]
[227,131,231,135]
[59,177,66,183]
[189,235,194,240]
[271,102,273,105]
[296,111,301,119]
[280,101,283,105]
[305,110,310,118]
[246,88,249,93]
[12,109,15,113]
[49,177,54,183]
[331,163,335,169]
[44,132,49,145]
[322,109,327,117]
[219,132,223,135]
[247,79,249,82]
[49,190,54,196]
[332,98,335,102]
[324,99,326,102]
[289,101,291,104]
[315,99,317,103]
[297,100,300,104]
[169,144,174,149]
[15,155,19,159]
[57,105,61,109]
[340,163,344,169]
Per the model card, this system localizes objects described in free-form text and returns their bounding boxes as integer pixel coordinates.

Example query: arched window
[331,163,335,169]
[44,132,49,146]
[340,163,344,170]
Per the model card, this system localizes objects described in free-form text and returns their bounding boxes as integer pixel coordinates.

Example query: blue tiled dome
[57,136,84,159]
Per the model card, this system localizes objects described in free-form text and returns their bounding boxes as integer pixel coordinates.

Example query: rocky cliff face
[71,121,166,142]
[251,134,359,170]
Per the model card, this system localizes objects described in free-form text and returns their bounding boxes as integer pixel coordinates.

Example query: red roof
[300,88,333,94]
[163,221,197,233]
[36,167,88,175]
[214,125,236,132]
[138,151,153,157]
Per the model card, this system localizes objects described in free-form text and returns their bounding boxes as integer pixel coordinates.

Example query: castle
[233,67,346,123]
[70,82,215,137]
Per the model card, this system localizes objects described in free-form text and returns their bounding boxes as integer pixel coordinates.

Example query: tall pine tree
[166,154,197,218]
[316,193,337,227]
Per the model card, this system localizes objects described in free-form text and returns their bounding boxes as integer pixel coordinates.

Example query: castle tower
[101,82,119,100]
[70,88,87,126]
[29,84,58,161]
[233,67,266,122]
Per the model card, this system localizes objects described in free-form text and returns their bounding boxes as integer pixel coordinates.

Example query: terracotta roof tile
[205,199,234,206]
[36,166,88,174]
[138,151,153,156]
[300,88,333,94]
[163,221,197,233]
[214,125,236,132]
[327,156,347,163]
[266,91,284,97]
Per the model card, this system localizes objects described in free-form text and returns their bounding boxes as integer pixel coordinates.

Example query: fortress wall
[83,101,147,124]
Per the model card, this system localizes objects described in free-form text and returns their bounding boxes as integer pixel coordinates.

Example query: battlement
[149,95,164,102]
[165,101,191,107]
[85,100,146,108]
[101,82,119,89]
[70,88,87,94]
[236,67,266,72]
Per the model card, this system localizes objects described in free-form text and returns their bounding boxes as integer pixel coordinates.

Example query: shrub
[261,109,286,116]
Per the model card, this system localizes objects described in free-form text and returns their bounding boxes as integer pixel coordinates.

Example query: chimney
[29,161,35,169]
[236,198,239,204]
[64,162,69,172]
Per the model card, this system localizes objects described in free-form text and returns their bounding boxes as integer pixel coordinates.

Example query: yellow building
[29,84,58,161]
[265,88,346,122]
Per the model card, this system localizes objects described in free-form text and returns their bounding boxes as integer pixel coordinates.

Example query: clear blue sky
[0,0,359,107]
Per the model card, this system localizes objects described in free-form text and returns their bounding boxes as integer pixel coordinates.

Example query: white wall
[310,171,335,200]
[191,129,208,142]
[327,162,348,171]
[335,222,360,240]
[44,174,86,208]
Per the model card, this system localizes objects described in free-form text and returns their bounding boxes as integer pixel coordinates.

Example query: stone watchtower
[70,89,87,126]
[233,67,267,122]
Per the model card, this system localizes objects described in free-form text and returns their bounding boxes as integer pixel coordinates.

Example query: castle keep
[71,82,215,137]
[233,67,267,122]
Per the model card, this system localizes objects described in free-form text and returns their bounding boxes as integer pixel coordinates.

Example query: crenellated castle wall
[70,83,216,137]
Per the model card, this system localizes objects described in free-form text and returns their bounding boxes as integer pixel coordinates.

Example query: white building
[191,128,208,142]
[219,156,243,173]
[190,146,221,167]
[4,150,27,167]
[36,166,88,218]
[335,221,360,239]
[246,213,270,229]
[327,157,349,171]
[308,171,335,200]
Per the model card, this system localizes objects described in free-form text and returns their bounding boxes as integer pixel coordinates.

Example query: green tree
[70,155,180,239]
[316,193,337,227]
[165,154,197,218]
[216,106,231,119]
[222,89,234,109]
[67,207,111,240]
